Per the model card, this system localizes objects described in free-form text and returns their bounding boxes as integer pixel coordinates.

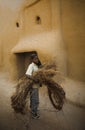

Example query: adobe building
[0,0,85,106]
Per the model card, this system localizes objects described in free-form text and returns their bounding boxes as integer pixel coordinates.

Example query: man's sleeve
[26,64,33,76]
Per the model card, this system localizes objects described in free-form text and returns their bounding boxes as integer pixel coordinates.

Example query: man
[26,53,41,119]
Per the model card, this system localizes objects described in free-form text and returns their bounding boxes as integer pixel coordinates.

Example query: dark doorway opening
[15,51,37,79]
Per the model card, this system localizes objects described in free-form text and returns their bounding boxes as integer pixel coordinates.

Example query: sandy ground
[0,72,85,130]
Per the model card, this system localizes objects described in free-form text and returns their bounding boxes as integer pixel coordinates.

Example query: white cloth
[26,62,39,88]
[26,62,38,76]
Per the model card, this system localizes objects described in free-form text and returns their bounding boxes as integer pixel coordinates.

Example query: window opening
[36,16,41,24]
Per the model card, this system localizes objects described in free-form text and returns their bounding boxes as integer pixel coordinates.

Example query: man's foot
[32,113,40,119]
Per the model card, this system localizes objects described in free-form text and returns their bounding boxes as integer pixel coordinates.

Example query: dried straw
[11,63,65,114]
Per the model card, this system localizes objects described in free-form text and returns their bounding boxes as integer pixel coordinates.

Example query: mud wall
[0,0,85,82]
[61,0,85,81]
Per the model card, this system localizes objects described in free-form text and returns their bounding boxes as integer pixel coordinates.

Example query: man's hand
[26,74,39,83]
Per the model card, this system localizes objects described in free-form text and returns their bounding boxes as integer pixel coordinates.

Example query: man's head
[31,54,39,65]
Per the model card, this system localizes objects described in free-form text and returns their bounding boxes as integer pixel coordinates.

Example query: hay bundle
[11,63,65,114]
[11,76,33,114]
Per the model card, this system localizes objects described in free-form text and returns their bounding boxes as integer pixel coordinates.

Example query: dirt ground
[0,72,85,130]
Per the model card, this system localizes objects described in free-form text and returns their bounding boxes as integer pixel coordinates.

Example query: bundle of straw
[11,63,65,114]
